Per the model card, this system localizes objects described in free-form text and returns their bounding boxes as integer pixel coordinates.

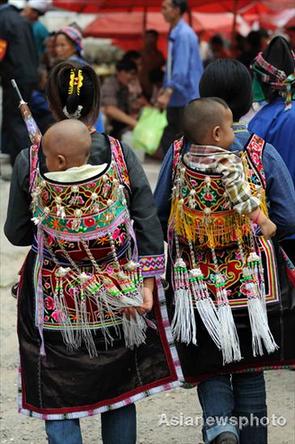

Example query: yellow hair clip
[68,69,84,96]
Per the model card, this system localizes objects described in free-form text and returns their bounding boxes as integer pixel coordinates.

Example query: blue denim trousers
[45,403,136,444]
[197,372,267,444]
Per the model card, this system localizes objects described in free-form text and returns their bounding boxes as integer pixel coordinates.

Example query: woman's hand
[122,277,154,319]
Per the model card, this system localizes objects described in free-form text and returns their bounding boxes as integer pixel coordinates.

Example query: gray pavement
[0,159,294,443]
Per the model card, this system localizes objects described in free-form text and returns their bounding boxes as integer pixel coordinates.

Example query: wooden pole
[142,4,147,38]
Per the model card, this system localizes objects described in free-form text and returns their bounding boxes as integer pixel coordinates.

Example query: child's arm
[250,207,277,240]
[218,154,261,214]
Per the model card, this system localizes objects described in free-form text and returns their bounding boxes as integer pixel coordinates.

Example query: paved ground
[0,158,294,443]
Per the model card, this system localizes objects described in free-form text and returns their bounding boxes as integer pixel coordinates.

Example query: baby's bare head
[43,119,92,172]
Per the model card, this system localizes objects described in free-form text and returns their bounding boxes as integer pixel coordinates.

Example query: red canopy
[83,11,248,40]
[53,0,259,14]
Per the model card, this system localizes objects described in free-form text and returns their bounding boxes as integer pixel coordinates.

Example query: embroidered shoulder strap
[108,136,131,192]
[244,133,266,188]
[29,143,40,192]
[172,137,185,179]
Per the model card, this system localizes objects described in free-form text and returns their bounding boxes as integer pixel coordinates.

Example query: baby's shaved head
[183,97,230,144]
[43,119,91,169]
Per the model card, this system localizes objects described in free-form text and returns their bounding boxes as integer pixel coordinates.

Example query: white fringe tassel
[171,288,197,345]
[122,311,147,349]
[171,259,197,345]
[218,301,242,364]
[190,268,221,349]
[247,296,278,357]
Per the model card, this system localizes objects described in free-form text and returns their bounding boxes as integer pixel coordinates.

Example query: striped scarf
[252,51,295,109]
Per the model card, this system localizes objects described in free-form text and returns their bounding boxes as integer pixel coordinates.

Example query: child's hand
[260,218,277,240]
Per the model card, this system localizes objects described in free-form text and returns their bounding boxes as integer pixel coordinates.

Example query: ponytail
[47,61,100,126]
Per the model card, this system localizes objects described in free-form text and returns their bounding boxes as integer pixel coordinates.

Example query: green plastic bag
[132,107,167,155]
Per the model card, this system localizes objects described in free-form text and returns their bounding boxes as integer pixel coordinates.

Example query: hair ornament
[68,69,84,96]
[63,105,83,119]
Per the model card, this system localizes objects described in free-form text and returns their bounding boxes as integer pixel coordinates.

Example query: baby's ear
[212,125,221,142]
[57,154,66,170]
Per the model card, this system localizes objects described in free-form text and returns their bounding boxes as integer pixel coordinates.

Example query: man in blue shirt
[157,0,203,155]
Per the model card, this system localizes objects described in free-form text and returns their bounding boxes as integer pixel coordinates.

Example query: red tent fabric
[53,0,259,14]
[83,11,247,38]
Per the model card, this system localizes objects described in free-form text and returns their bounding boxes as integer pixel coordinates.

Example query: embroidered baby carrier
[30,137,146,358]
[168,135,278,364]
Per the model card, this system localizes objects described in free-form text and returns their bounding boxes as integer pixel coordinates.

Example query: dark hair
[183,97,229,143]
[116,59,137,73]
[210,34,225,48]
[199,59,252,121]
[46,61,100,126]
[172,0,187,14]
[146,29,159,38]
[247,29,269,51]
[122,50,141,62]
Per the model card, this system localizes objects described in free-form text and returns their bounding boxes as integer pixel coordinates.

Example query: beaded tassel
[171,255,196,345]
[108,235,143,305]
[79,272,98,358]
[188,242,221,349]
[124,260,143,292]
[244,252,278,357]
[53,266,78,351]
[212,248,241,364]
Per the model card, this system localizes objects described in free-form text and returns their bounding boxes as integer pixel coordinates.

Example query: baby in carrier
[182,97,276,238]
[31,119,149,357]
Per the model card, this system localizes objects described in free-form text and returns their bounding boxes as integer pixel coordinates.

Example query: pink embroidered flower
[44,296,56,311]
[204,192,214,202]
[106,265,115,274]
[53,186,64,193]
[112,228,125,243]
[84,217,95,227]
[51,310,65,322]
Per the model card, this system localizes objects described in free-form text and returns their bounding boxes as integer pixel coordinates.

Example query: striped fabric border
[139,254,165,277]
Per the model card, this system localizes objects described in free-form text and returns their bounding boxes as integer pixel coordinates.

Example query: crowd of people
[1,0,295,443]
[1,0,295,166]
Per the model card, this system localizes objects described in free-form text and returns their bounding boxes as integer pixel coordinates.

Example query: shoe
[214,432,238,444]
[11,282,18,299]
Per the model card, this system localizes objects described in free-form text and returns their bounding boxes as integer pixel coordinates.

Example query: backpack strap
[108,136,131,192]
[244,133,267,188]
[172,137,185,180]
[29,143,40,192]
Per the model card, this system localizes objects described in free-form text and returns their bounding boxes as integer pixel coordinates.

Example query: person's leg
[232,372,267,444]
[160,106,183,156]
[197,375,239,444]
[101,403,136,444]
[45,419,82,444]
